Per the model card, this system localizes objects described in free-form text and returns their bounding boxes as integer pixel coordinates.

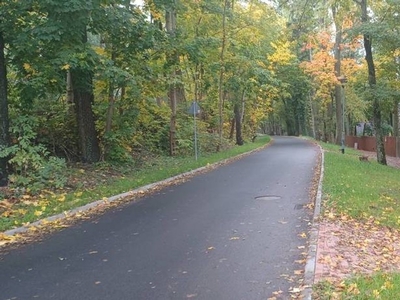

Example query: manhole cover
[254,195,281,201]
[294,204,304,210]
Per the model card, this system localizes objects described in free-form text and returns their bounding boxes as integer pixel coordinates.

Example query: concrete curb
[303,144,324,300]
[3,139,273,238]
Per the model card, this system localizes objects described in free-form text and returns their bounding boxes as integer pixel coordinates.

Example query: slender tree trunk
[393,101,399,137]
[229,118,235,140]
[119,87,125,115]
[234,102,243,145]
[361,0,386,165]
[332,6,343,145]
[0,31,10,186]
[166,3,178,156]
[105,51,116,137]
[240,89,245,123]
[218,0,229,149]
[66,70,74,104]
[309,95,316,138]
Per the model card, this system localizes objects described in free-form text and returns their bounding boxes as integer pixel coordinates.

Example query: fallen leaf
[298,232,307,238]
[34,210,43,217]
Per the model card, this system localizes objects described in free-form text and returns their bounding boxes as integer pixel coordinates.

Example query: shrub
[0,115,68,194]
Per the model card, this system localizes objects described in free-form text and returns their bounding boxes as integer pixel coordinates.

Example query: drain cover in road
[254,195,281,201]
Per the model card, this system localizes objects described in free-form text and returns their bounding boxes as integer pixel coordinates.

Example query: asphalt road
[0,136,319,300]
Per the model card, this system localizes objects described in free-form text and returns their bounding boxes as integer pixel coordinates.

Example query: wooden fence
[345,136,400,157]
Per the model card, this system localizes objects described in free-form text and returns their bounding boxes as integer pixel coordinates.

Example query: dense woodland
[0,0,399,190]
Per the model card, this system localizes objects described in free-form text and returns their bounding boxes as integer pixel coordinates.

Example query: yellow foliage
[268,41,295,67]
[61,64,70,70]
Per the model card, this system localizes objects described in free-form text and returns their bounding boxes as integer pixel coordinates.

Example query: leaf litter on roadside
[313,208,400,298]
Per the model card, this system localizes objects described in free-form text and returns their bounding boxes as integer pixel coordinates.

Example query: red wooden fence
[345,136,398,157]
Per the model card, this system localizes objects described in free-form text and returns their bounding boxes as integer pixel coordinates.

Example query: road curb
[3,139,273,238]
[303,144,324,300]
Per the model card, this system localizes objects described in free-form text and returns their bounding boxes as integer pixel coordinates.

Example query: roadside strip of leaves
[313,142,400,300]
[0,136,271,248]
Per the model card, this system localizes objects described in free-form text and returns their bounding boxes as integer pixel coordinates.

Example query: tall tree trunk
[104,50,116,159]
[0,31,10,186]
[393,101,399,137]
[105,51,116,137]
[234,102,243,145]
[361,0,386,165]
[66,70,74,104]
[71,30,100,163]
[332,5,344,145]
[229,118,235,140]
[71,69,101,163]
[166,3,178,156]
[217,0,229,149]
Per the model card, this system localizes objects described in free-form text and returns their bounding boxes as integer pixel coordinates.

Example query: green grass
[314,273,400,299]
[321,145,400,228]
[313,141,400,299]
[0,136,270,232]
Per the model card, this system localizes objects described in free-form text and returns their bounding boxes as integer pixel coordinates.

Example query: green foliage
[0,115,68,193]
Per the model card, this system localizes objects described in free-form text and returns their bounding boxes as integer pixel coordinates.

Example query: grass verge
[321,142,400,228]
[314,273,400,300]
[0,136,270,233]
[313,141,400,299]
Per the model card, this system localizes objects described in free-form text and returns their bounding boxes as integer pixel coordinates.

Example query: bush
[0,115,68,194]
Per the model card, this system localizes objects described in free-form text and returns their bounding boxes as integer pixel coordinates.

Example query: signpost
[188,101,201,160]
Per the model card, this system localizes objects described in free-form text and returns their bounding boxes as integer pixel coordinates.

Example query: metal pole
[194,103,198,160]
[341,85,345,154]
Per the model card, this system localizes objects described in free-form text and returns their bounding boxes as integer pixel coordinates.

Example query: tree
[358,0,387,165]
[0,31,10,186]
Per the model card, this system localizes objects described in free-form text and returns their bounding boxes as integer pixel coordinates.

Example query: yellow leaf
[2,211,11,217]
[299,232,307,238]
[61,64,70,70]
[34,210,43,217]
[23,63,32,71]
[372,290,380,297]
[17,209,27,215]
[75,191,83,197]
[0,233,14,241]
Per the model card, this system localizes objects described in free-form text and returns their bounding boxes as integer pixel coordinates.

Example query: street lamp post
[338,76,347,154]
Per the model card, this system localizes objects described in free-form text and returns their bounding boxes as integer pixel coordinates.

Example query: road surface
[0,136,319,300]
